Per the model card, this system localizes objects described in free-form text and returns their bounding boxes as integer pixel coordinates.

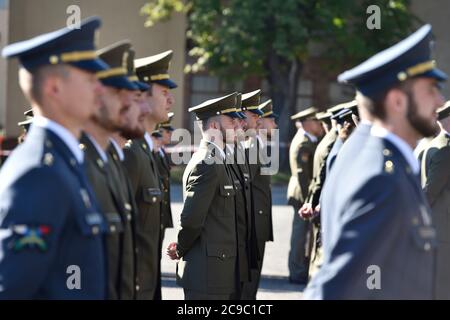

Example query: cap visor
[101,76,138,90]
[72,58,109,73]
[155,78,178,89]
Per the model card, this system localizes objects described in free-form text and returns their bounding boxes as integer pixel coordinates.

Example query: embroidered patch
[10,225,51,252]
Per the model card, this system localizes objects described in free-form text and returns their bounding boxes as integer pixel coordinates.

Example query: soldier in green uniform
[80,40,138,299]
[167,93,240,300]
[241,99,277,299]
[287,107,323,284]
[223,94,259,299]
[17,109,34,144]
[123,50,176,300]
[105,45,153,300]
[420,101,450,299]
[156,112,175,238]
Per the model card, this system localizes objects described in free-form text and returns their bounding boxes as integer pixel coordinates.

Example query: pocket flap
[206,244,236,259]
[219,185,236,197]
[141,187,162,204]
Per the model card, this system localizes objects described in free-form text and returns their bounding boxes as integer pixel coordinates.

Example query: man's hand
[167,242,179,260]
[299,203,314,219]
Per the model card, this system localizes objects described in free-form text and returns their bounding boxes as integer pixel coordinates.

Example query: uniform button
[125,203,132,211]
[136,285,140,291]
[221,253,226,259]
[127,214,132,221]
[110,225,116,233]
[92,226,100,235]
[161,224,164,229]
[226,193,230,196]
[424,243,431,251]
[135,248,139,254]
[152,197,157,202]
[258,210,263,215]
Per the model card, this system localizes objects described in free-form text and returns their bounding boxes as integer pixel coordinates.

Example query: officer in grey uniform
[304,24,446,299]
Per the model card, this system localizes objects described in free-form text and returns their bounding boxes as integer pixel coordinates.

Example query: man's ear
[385,87,408,116]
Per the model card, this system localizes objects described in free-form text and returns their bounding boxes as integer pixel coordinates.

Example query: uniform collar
[256,135,264,149]
[301,129,318,143]
[144,132,154,151]
[33,116,84,163]
[225,144,234,157]
[85,133,108,163]
[110,138,124,161]
[201,139,226,160]
[371,124,419,174]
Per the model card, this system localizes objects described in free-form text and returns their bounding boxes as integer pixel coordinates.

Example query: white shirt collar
[33,116,84,163]
[302,129,318,143]
[225,144,234,156]
[144,132,154,151]
[370,125,419,174]
[85,134,108,163]
[110,138,125,161]
[256,135,265,149]
[202,139,226,159]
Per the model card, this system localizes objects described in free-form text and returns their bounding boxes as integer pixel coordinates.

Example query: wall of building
[3,0,186,137]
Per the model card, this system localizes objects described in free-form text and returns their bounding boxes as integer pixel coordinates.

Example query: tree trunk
[266,52,302,173]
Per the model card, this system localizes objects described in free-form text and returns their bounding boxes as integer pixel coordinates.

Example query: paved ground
[161,184,305,300]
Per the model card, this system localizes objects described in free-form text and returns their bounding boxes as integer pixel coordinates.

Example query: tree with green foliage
[141,0,417,170]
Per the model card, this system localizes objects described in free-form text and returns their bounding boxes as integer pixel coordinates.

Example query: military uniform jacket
[176,140,238,295]
[306,129,338,208]
[305,132,436,299]
[0,126,107,299]
[225,144,257,283]
[81,134,125,300]
[108,143,138,300]
[247,137,273,247]
[155,149,173,230]
[123,137,162,300]
[421,131,450,299]
[287,131,317,207]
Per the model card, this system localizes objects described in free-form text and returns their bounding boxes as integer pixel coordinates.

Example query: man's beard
[406,92,439,138]
[119,125,145,140]
[93,105,121,132]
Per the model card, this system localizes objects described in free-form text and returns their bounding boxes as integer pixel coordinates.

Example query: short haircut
[19,64,70,105]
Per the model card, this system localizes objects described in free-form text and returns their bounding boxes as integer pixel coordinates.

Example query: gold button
[397,71,407,81]
[97,159,104,168]
[49,55,59,64]
[382,149,391,156]
[127,214,132,221]
[110,225,116,233]
[43,153,54,166]
[92,226,100,235]
[222,253,226,259]
[136,285,140,291]
[384,160,394,174]
[152,197,157,202]
[125,203,132,211]
[259,210,263,215]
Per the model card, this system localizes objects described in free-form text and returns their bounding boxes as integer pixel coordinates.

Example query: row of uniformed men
[0,16,177,299]
[166,89,278,300]
[0,16,278,300]
[288,24,450,299]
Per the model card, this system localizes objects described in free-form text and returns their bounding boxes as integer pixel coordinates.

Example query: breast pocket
[218,184,236,216]
[141,187,162,205]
